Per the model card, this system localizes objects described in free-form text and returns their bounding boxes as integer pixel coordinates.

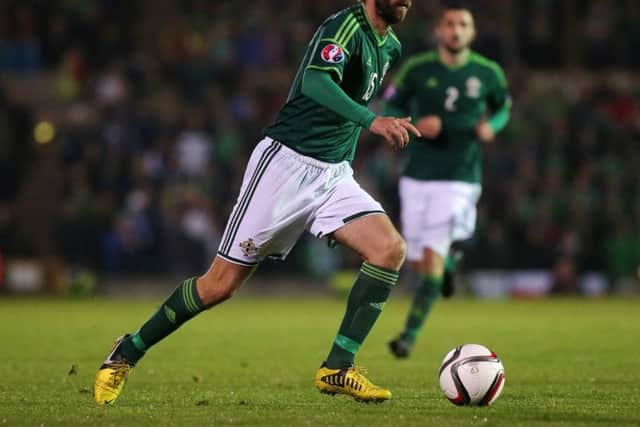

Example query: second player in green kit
[385,2,511,358]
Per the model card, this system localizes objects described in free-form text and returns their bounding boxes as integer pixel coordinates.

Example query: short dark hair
[440,0,473,12]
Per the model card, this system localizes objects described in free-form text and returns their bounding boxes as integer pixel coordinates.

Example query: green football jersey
[264,3,401,163]
[384,50,510,183]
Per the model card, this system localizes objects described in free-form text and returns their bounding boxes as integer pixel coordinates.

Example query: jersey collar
[357,3,390,47]
[438,49,471,70]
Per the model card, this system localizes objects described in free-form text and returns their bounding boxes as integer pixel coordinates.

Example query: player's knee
[421,249,445,276]
[196,275,236,307]
[374,233,406,270]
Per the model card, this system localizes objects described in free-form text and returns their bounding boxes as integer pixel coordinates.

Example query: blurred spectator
[0,0,638,290]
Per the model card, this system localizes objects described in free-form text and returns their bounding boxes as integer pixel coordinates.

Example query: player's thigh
[399,176,431,262]
[308,173,405,269]
[217,139,312,267]
[332,213,406,270]
[450,185,481,242]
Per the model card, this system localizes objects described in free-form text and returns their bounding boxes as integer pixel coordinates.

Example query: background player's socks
[445,254,457,275]
[326,262,398,369]
[442,250,462,298]
[118,277,205,363]
[400,274,443,345]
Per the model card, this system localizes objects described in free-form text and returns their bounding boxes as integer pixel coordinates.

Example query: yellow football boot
[94,335,134,405]
[315,363,392,403]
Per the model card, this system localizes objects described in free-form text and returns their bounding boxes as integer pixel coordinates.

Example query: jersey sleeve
[305,14,360,83]
[487,64,511,111]
[487,64,511,133]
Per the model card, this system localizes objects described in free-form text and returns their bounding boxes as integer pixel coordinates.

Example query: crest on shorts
[239,238,259,257]
[321,44,345,64]
[466,76,482,98]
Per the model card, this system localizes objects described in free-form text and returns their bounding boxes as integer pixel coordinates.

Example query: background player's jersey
[265,3,401,163]
[385,50,510,183]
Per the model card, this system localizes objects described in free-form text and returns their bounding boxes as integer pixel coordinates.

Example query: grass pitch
[1,293,639,426]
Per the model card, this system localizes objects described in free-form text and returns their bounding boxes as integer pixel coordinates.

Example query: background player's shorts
[399,177,481,261]
[217,137,385,266]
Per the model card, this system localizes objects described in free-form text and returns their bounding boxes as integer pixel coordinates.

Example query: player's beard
[375,0,411,25]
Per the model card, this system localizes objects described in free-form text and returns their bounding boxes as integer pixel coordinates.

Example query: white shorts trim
[399,177,481,260]
[217,137,385,264]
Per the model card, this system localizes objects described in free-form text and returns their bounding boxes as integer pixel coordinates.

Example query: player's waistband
[262,137,348,170]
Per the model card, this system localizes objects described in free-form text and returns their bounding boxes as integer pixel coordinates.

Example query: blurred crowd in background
[1,0,639,291]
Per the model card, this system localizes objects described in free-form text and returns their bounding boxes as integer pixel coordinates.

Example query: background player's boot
[315,362,391,403]
[94,335,135,405]
[388,336,413,359]
[441,249,463,298]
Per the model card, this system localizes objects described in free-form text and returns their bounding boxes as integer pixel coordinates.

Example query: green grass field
[1,294,639,426]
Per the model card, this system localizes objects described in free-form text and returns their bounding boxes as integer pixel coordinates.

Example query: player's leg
[94,258,255,405]
[326,213,405,368]
[118,257,255,364]
[390,181,481,358]
[389,247,445,358]
[441,185,480,298]
[316,213,405,402]
[441,244,464,298]
[94,137,285,405]
[388,177,450,358]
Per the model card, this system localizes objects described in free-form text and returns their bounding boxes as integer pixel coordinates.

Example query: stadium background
[0,0,639,297]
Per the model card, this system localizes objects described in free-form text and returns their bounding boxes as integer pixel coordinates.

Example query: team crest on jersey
[466,76,482,98]
[321,44,345,64]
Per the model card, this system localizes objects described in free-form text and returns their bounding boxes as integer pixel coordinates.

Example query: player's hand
[369,116,421,150]
[476,120,495,143]
[416,115,442,139]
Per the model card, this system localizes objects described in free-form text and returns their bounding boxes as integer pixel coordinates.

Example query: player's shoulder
[392,50,438,86]
[321,5,363,33]
[468,52,506,78]
[320,4,364,46]
[400,50,440,71]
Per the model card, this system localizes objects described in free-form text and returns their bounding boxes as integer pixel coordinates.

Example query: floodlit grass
[1,294,639,426]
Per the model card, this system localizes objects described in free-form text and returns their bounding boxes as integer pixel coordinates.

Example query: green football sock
[445,254,458,275]
[401,274,443,345]
[326,262,398,369]
[118,277,205,363]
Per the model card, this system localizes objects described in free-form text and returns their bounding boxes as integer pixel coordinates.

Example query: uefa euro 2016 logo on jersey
[321,44,345,64]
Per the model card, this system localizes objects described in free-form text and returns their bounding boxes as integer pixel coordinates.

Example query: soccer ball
[438,344,505,406]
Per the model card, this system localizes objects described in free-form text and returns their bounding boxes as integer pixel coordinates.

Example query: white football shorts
[399,176,481,260]
[217,137,385,266]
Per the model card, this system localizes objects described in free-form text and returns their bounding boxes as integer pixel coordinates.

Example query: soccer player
[384,3,510,358]
[94,0,418,404]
